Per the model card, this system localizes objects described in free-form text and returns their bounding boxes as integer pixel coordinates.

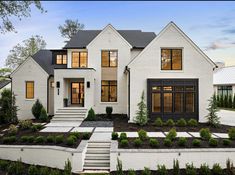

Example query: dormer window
[161,49,182,70]
[56,54,67,65]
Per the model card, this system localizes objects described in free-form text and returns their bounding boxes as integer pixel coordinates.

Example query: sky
[1,1,235,67]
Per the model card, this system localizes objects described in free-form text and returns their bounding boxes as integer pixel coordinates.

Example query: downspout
[47,75,53,115]
[125,66,130,119]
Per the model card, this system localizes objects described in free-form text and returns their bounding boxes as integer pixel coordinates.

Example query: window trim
[56,54,67,65]
[101,80,117,102]
[71,51,88,68]
[25,81,34,99]
[101,50,118,67]
[161,48,183,70]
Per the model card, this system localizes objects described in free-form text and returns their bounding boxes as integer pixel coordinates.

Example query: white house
[10,22,216,123]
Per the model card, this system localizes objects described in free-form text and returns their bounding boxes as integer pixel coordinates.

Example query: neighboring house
[10,22,216,122]
[0,79,11,95]
[213,62,235,97]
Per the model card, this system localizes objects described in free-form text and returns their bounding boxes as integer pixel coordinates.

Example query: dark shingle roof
[0,79,11,89]
[63,30,156,49]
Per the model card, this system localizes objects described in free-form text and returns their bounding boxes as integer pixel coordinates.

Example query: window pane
[175,93,184,113]
[110,51,117,67]
[164,93,172,112]
[110,85,117,102]
[26,82,34,99]
[185,86,195,91]
[172,49,182,70]
[62,55,67,64]
[72,52,79,68]
[80,52,87,67]
[175,86,184,91]
[152,93,161,112]
[186,92,194,112]
[102,51,109,67]
[163,86,172,91]
[56,55,62,64]
[161,49,171,70]
[101,81,109,86]
[110,81,117,85]
[152,86,161,91]
[101,86,109,102]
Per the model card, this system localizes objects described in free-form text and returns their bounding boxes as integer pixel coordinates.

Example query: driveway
[218,109,235,126]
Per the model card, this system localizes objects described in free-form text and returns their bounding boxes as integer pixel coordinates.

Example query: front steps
[50,108,87,126]
[83,141,111,170]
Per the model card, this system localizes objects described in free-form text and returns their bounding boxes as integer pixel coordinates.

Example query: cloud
[204,40,235,51]
[223,28,235,34]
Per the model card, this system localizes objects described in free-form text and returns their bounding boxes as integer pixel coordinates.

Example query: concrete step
[83,166,110,170]
[55,112,86,115]
[87,145,111,148]
[57,108,87,111]
[51,119,84,122]
[86,150,110,154]
[86,148,110,152]
[84,159,110,164]
[85,156,110,160]
[84,162,110,167]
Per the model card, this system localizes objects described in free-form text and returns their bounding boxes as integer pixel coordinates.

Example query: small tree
[135,91,148,126]
[233,94,235,109]
[228,94,233,108]
[64,159,72,175]
[86,108,96,121]
[216,94,220,107]
[206,96,220,127]
[39,107,48,122]
[31,99,43,119]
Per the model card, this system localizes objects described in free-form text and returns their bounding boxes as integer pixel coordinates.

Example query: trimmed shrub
[55,135,63,144]
[157,165,167,175]
[173,159,180,175]
[199,163,211,175]
[166,128,177,140]
[119,133,127,141]
[50,169,61,175]
[212,163,223,175]
[176,118,187,127]
[20,136,29,143]
[35,136,45,143]
[66,136,76,146]
[82,132,90,140]
[185,163,196,175]
[187,119,198,127]
[209,138,218,147]
[18,120,32,130]
[149,138,159,148]
[192,139,201,147]
[199,128,211,140]
[154,117,163,127]
[112,132,119,140]
[128,169,136,175]
[138,129,148,141]
[86,108,96,121]
[228,128,235,140]
[164,138,172,147]
[32,99,43,119]
[69,132,80,139]
[39,107,48,122]
[120,139,129,147]
[46,135,55,143]
[134,138,142,147]
[165,119,175,127]
[3,136,16,144]
[0,160,9,171]
[28,165,39,175]
[7,159,25,175]
[223,139,231,146]
[106,106,113,117]
[142,167,151,175]
[39,167,50,175]
[8,124,18,135]
[177,137,187,147]
[31,124,43,132]
[28,136,34,143]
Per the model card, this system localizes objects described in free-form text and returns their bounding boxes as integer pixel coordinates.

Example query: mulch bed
[118,137,235,149]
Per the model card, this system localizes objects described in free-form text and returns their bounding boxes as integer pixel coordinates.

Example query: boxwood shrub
[28,136,35,143]
[46,135,55,143]
[163,138,172,147]
[176,118,187,127]
[66,136,76,146]
[192,139,201,147]
[112,132,119,140]
[82,132,90,140]
[188,119,198,127]
[34,136,45,144]
[119,132,127,141]
[55,135,63,144]
[149,138,159,148]
[177,137,187,147]
[20,136,29,143]
[199,128,211,140]
[209,138,218,147]
[222,139,231,146]
[138,129,148,141]
[154,118,163,127]
[228,128,235,140]
[134,138,142,147]
[166,128,177,140]
[165,119,175,127]
[120,139,129,147]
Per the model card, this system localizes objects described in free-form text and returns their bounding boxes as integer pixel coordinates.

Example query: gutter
[125,66,130,119]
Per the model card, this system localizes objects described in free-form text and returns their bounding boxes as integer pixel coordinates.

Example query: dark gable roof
[63,30,156,49]
[0,79,11,89]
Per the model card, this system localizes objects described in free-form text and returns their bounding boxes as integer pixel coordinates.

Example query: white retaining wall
[0,141,88,173]
[110,141,235,171]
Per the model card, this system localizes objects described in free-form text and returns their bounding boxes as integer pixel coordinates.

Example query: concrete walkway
[218,109,235,126]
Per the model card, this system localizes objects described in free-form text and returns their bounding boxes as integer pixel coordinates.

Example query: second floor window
[56,54,67,64]
[101,50,118,67]
[161,49,182,70]
[72,52,87,68]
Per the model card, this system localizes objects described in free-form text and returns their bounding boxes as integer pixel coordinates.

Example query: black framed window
[218,86,232,96]
[56,54,67,65]
[101,81,117,102]
[72,52,87,68]
[161,49,182,70]
[101,50,118,67]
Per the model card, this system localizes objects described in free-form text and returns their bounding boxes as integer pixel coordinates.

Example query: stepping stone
[94,127,113,132]
[71,127,94,132]
[45,122,81,127]
[40,126,73,132]
[211,134,219,138]
[213,133,229,138]
[164,132,192,137]
[148,132,166,138]
[188,132,200,138]
[90,132,111,141]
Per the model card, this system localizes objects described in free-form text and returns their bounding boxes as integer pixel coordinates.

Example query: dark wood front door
[71,82,84,106]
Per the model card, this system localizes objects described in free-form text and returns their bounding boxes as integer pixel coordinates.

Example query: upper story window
[101,50,118,67]
[72,52,87,68]
[161,49,182,70]
[26,81,34,99]
[56,54,67,65]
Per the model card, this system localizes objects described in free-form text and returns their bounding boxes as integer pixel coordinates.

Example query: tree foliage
[0,1,45,33]
[58,19,84,40]
[135,91,148,126]
[0,68,12,80]
[5,35,46,69]
[31,99,43,119]
[206,96,220,127]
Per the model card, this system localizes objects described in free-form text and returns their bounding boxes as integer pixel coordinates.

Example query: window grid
[72,52,88,68]
[56,54,67,65]
[101,80,117,102]
[101,50,118,67]
[161,49,182,70]
[26,81,34,99]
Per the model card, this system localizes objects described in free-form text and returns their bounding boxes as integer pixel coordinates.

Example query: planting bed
[118,137,235,149]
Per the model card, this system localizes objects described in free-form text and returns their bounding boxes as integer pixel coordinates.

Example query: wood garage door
[147,79,199,121]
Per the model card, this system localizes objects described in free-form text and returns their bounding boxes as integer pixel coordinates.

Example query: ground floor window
[217,86,232,97]
[101,81,117,102]
[148,79,198,120]
[26,81,34,99]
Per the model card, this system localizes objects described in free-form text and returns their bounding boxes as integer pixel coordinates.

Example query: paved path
[218,109,235,126]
